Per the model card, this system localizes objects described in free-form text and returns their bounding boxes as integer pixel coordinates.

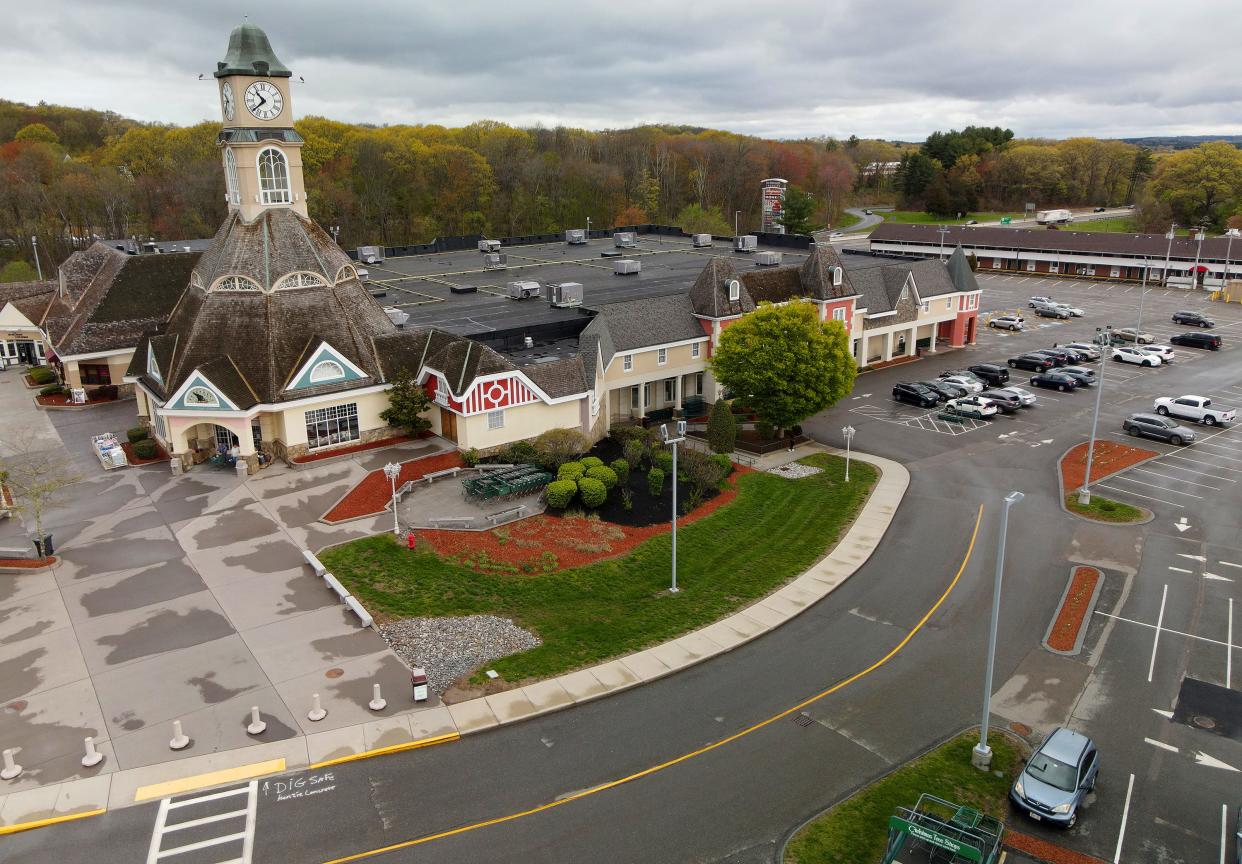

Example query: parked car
[1144,344,1176,363]
[965,219,978,225]
[1010,727,1100,828]
[989,315,1025,331]
[1169,331,1222,350]
[1112,346,1161,367]
[1058,346,1092,364]
[968,364,1010,386]
[938,374,985,394]
[981,389,1022,413]
[1112,327,1155,344]
[1053,302,1084,317]
[1029,295,1053,307]
[1153,395,1236,426]
[1008,353,1055,372]
[1123,412,1196,445]
[1034,304,1072,320]
[1030,348,1072,366]
[920,380,967,401]
[946,396,998,418]
[892,382,940,408]
[1062,341,1102,361]
[862,209,873,215]
[1059,366,1096,387]
[1093,206,1107,212]
[1030,371,1081,391]
[1172,310,1215,327]
[993,385,1038,407]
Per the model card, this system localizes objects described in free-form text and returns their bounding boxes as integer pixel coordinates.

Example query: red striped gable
[429,373,539,415]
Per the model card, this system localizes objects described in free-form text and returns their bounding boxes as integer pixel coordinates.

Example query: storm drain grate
[795,713,814,727]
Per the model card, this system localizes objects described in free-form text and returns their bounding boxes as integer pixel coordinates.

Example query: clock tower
[214,23,307,222]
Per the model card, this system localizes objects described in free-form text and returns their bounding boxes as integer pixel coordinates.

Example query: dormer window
[833,266,843,287]
[309,360,344,383]
[211,275,262,292]
[726,279,740,302]
[334,264,358,284]
[257,147,291,205]
[274,272,327,290]
[185,387,219,407]
[146,342,162,383]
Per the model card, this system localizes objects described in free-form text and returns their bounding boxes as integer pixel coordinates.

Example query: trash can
[411,667,429,702]
[32,534,53,557]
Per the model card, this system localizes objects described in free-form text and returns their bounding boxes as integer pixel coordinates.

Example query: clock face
[220,82,235,121]
[244,81,283,121]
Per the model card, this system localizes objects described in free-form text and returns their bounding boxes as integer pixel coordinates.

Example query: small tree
[775,187,822,236]
[0,428,81,555]
[379,368,433,437]
[710,302,857,433]
[533,427,591,470]
[705,400,737,454]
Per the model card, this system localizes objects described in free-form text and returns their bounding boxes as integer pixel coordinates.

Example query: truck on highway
[1152,395,1236,426]
[1036,209,1073,225]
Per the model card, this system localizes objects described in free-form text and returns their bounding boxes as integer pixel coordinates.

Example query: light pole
[329,225,340,246]
[734,210,741,238]
[1136,261,1149,334]
[1077,326,1112,506]
[586,216,591,240]
[660,421,686,594]
[30,236,42,281]
[1192,228,1206,290]
[1223,229,1238,290]
[937,225,949,261]
[972,489,1024,770]
[382,462,401,537]
[1161,223,1176,287]
[842,425,855,482]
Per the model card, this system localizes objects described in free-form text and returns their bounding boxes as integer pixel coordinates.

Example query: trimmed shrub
[461,447,480,467]
[39,384,64,396]
[610,458,630,483]
[648,467,665,496]
[28,367,55,385]
[586,465,618,489]
[132,439,158,459]
[622,439,644,470]
[580,456,604,469]
[680,448,730,495]
[545,480,578,509]
[651,450,673,475]
[755,419,775,441]
[706,400,737,454]
[711,453,734,477]
[95,384,119,401]
[557,461,586,482]
[577,477,607,508]
[126,426,150,443]
[500,439,539,465]
[533,427,591,470]
[609,423,648,447]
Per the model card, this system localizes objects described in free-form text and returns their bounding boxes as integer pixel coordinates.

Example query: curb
[309,732,459,769]
[1054,444,1156,525]
[1042,566,1104,656]
[0,807,106,836]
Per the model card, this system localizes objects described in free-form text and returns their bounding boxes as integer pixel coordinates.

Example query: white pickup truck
[1153,395,1236,426]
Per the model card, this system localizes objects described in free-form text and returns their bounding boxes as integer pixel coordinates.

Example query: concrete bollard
[169,720,190,751]
[0,747,22,780]
[368,682,387,712]
[81,736,103,768]
[246,706,267,736]
[307,693,327,722]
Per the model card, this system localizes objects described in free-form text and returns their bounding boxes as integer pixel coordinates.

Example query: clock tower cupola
[214,23,307,221]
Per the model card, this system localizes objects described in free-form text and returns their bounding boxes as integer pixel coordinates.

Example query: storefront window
[80,363,112,385]
[304,403,359,449]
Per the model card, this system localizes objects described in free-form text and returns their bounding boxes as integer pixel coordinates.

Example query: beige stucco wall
[61,351,135,389]
[277,390,391,448]
[602,340,708,387]
[458,398,584,451]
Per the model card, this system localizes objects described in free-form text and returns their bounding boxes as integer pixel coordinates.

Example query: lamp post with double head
[660,421,687,594]
[1161,224,1176,287]
[842,425,855,482]
[1223,229,1238,290]
[30,236,42,280]
[382,462,401,537]
[1192,228,1206,290]
[1077,326,1112,506]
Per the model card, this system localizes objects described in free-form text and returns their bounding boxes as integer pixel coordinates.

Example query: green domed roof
[215,23,292,78]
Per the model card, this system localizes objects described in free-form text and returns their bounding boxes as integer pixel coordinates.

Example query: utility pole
[1223,229,1238,289]
[734,210,741,238]
[1136,261,1149,334]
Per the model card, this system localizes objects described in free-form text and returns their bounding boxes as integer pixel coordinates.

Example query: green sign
[1000,217,1012,224]
[888,816,981,862]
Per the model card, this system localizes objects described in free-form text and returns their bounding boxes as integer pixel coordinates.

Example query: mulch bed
[121,439,170,466]
[1007,830,1111,864]
[0,556,57,569]
[35,392,119,407]
[324,451,466,522]
[1046,566,1101,652]
[1060,440,1157,490]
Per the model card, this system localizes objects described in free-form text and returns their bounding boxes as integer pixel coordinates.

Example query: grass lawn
[833,211,863,231]
[881,211,1021,225]
[320,454,876,683]
[784,732,1025,864]
[1065,492,1146,523]
[1068,218,1195,236]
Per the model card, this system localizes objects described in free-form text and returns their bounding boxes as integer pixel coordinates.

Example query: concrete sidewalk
[0,442,907,829]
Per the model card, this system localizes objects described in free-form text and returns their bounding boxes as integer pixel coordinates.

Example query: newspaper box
[411,667,429,702]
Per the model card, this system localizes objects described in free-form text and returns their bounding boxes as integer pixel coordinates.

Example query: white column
[882,331,894,362]
[639,381,647,418]
[907,326,918,357]
[927,324,938,354]
[674,376,682,410]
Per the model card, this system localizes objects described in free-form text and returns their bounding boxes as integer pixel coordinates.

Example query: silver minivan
[1010,727,1099,828]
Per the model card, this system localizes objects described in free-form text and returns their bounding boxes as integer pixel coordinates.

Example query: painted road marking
[1169,566,1193,574]
[1228,598,1235,690]
[1220,561,1242,569]
[147,781,258,864]
[1152,708,1174,719]
[1194,752,1239,772]
[1113,773,1135,863]
[1145,737,1179,753]
[1095,611,1234,648]
[1131,467,1221,490]
[1149,584,1168,683]
[1096,484,1184,508]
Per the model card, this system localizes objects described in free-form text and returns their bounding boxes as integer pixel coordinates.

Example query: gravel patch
[767,462,823,480]
[378,615,541,693]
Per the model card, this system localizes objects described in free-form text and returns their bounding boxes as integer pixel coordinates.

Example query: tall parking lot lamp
[972,489,1024,770]
[660,421,687,594]
[1078,326,1112,506]
[1223,229,1239,289]
[842,425,855,482]
[734,211,741,238]
[1136,261,1149,334]
[383,462,401,537]
[1161,224,1176,287]
[1192,228,1206,289]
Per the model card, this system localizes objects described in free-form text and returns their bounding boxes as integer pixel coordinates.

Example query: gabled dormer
[285,339,366,392]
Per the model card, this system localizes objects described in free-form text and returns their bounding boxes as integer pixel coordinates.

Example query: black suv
[1172,310,1215,328]
[920,381,966,401]
[893,383,939,408]
[1030,371,1080,392]
[980,389,1022,413]
[1008,353,1055,372]
[968,364,1010,386]
[1169,331,1222,350]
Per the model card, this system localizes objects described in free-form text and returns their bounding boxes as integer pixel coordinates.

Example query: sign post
[760,178,787,234]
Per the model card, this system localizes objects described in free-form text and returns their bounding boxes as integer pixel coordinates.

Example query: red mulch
[419,467,752,572]
[1060,440,1157,490]
[291,432,433,464]
[0,556,56,569]
[861,355,921,372]
[121,439,169,466]
[324,451,467,522]
[1047,566,1101,652]
[1007,830,1110,864]
[35,392,118,407]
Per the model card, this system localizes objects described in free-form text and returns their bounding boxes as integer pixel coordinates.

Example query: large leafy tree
[775,186,820,236]
[710,302,856,431]
[1150,141,1242,229]
[380,368,433,436]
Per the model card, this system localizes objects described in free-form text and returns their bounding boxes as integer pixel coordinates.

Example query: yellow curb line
[133,758,286,803]
[0,808,107,836]
[310,732,459,769]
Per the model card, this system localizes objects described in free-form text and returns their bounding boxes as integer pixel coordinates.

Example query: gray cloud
[1,0,1239,140]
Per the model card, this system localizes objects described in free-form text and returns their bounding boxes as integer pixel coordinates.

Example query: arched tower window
[257,147,291,205]
[309,360,344,383]
[224,148,241,206]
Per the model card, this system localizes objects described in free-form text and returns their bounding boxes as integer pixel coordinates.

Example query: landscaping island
[1059,440,1154,524]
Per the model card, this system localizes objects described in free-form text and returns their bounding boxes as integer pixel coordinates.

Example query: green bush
[577,477,607,508]
[557,461,586,482]
[132,439,158,459]
[706,400,737,454]
[39,383,64,396]
[581,456,604,469]
[28,367,55,385]
[609,423,648,447]
[648,467,665,496]
[532,427,591,470]
[755,419,775,441]
[711,453,734,476]
[586,465,618,489]
[610,458,630,483]
[500,439,539,465]
[461,447,480,467]
[652,450,673,475]
[126,426,150,443]
[545,480,578,509]
[622,439,645,470]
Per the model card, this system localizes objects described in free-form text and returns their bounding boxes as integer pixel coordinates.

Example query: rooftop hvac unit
[356,268,370,282]
[507,280,542,300]
[449,283,478,294]
[358,245,384,265]
[383,306,410,327]
[523,336,535,348]
[614,259,641,276]
[692,233,713,248]
[483,253,507,270]
[478,239,502,253]
[548,281,584,307]
[734,235,758,253]
[565,229,587,245]
[755,251,782,266]
[613,231,637,248]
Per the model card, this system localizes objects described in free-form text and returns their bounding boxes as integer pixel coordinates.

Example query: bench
[302,549,326,577]
[422,467,462,482]
[393,480,415,503]
[486,506,525,525]
[0,547,32,560]
[323,572,351,603]
[344,595,374,629]
[428,516,475,528]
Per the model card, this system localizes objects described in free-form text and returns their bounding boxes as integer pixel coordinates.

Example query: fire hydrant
[407,532,416,550]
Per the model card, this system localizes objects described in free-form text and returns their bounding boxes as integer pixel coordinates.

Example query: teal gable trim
[289,344,363,391]
[170,374,231,411]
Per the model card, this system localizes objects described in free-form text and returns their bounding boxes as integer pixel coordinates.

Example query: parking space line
[1109,475,1201,498]
[1228,598,1234,690]
[1097,484,1184,507]
[1196,441,1242,455]
[1145,737,1179,753]
[1221,804,1228,864]
[1166,454,1242,474]
[1148,584,1168,683]
[1114,773,1135,864]
[1155,461,1236,481]
[1130,467,1222,490]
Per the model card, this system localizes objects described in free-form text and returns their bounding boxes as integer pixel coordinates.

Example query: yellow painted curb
[0,808,106,836]
[310,732,459,769]
[133,757,286,803]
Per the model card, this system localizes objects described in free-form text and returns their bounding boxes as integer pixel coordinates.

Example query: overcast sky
[3,0,1241,141]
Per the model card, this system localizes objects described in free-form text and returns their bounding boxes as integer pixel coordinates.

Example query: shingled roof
[689,258,752,317]
[581,292,705,373]
[0,279,56,325]
[688,245,858,318]
[192,209,354,293]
